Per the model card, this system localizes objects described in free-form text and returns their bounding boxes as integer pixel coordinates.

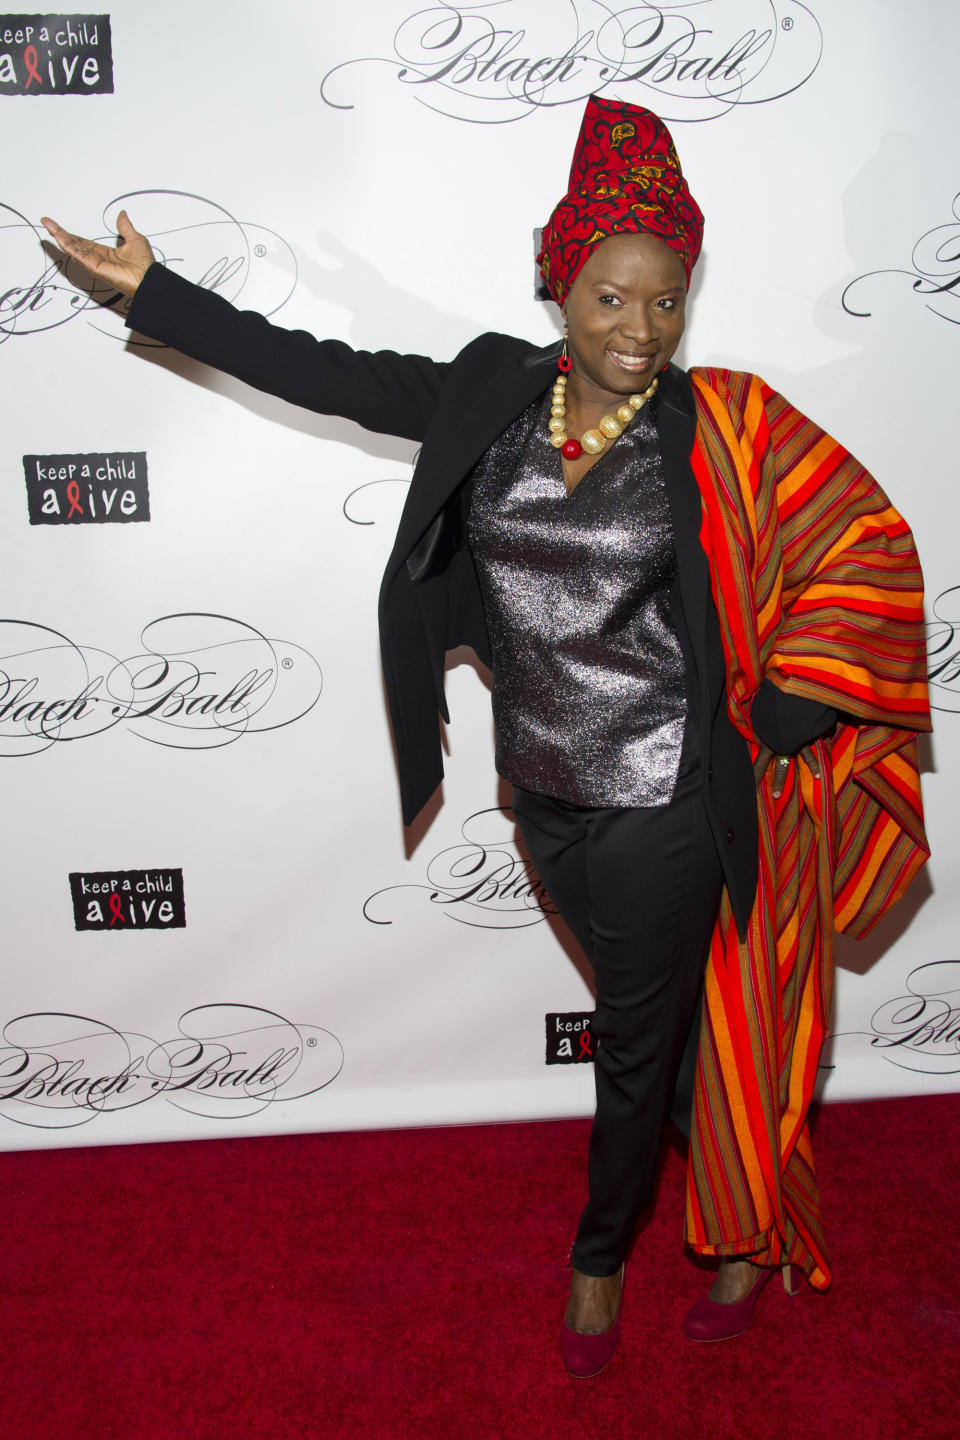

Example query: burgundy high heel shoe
[560,1266,624,1379]
[682,1262,803,1343]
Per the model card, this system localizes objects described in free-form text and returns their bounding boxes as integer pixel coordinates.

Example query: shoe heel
[782,1264,803,1296]
[682,1265,774,1343]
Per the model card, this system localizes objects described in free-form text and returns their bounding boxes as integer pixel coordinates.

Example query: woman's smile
[605,348,657,374]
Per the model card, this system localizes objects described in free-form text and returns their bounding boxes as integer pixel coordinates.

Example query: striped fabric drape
[685,370,931,1289]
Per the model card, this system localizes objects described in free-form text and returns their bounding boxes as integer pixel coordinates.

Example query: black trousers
[512,759,723,1277]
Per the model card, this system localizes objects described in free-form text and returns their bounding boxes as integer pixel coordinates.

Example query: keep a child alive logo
[69,868,186,931]
[0,14,113,94]
[545,1012,595,1064]
[24,452,149,525]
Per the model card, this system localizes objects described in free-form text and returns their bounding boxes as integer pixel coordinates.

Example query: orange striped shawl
[685,370,931,1289]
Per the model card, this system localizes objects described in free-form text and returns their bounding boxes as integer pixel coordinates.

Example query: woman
[42,96,930,1377]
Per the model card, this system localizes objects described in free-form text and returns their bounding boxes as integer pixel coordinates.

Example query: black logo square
[545,1011,594,1065]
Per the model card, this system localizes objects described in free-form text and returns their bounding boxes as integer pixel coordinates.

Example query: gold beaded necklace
[548,373,659,460]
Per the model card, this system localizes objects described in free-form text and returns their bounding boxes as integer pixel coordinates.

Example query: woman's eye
[657,297,680,311]
[598,293,621,306]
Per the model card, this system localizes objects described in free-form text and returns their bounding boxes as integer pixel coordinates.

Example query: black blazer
[127,264,758,933]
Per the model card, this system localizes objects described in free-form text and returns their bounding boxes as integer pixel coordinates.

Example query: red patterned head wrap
[538,95,704,305]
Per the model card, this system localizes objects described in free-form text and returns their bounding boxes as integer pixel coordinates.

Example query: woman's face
[563,232,688,408]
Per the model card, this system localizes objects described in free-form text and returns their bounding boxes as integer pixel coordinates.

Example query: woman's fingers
[754,744,793,797]
[770,754,790,799]
[115,208,138,242]
[754,743,823,800]
[41,215,86,256]
[753,743,774,788]
[40,212,155,296]
[800,744,821,779]
[42,216,111,269]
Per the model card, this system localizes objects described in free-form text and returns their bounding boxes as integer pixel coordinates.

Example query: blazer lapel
[390,338,562,577]
[657,363,712,673]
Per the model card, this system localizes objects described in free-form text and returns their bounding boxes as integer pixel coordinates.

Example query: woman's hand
[40,210,155,297]
[753,744,821,798]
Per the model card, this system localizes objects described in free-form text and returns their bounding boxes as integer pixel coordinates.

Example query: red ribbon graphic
[578,1031,593,1060]
[108,894,126,926]
[23,45,43,89]
[66,480,84,519]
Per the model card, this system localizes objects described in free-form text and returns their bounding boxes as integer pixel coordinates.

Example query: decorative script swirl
[321,1,823,124]
[0,1004,344,1130]
[0,614,322,755]
[363,806,556,929]
[842,191,960,328]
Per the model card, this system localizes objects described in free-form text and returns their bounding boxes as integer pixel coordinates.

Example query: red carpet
[3,1094,957,1439]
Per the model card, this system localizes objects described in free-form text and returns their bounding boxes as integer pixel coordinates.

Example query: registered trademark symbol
[282,657,294,670]
[781,16,794,28]
[307,1036,317,1047]
[254,244,266,257]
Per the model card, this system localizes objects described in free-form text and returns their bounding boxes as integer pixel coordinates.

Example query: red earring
[557,326,572,373]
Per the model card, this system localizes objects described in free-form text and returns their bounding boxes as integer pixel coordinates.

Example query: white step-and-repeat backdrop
[1,1,957,1150]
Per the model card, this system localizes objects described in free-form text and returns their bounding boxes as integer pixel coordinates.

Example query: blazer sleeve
[125,263,449,443]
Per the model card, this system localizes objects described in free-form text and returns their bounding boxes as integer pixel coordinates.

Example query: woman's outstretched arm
[40,212,448,441]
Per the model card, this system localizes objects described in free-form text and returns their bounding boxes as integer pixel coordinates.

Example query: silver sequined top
[468,391,687,807]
